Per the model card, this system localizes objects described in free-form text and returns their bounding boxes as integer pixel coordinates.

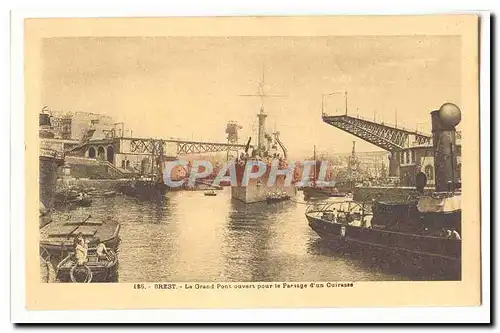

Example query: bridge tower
[225,121,242,160]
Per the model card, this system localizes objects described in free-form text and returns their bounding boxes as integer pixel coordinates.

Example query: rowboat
[266,191,290,204]
[204,190,217,196]
[40,215,120,260]
[56,248,118,283]
[55,190,92,207]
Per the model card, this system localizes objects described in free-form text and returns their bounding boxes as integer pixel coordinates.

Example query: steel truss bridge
[128,138,249,156]
[322,114,432,152]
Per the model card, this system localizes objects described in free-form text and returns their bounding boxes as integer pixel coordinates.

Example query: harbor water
[52,188,440,282]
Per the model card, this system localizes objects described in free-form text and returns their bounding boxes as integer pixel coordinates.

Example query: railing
[306,201,369,215]
[322,112,432,137]
[322,113,433,151]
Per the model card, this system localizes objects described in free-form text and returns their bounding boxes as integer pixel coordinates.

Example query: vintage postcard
[23,14,481,311]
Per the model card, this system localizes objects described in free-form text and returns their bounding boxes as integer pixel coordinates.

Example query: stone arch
[106,146,114,164]
[88,146,96,159]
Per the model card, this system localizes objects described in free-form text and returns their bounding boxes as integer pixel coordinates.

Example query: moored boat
[302,145,354,200]
[266,191,291,204]
[305,200,461,262]
[120,139,169,199]
[40,215,120,260]
[305,103,463,274]
[56,248,118,283]
[54,190,93,207]
[303,186,350,199]
[204,190,217,196]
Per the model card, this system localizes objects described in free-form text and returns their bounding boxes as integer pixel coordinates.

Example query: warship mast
[239,66,285,156]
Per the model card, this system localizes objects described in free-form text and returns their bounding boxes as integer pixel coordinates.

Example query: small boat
[55,190,92,207]
[266,192,291,204]
[303,186,351,200]
[40,215,120,260]
[56,248,118,283]
[303,145,354,200]
[79,196,92,207]
[204,190,217,196]
[120,179,167,199]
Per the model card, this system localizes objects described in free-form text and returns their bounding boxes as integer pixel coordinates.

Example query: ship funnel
[431,103,461,192]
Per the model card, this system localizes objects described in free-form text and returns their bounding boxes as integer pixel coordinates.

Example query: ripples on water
[54,188,421,282]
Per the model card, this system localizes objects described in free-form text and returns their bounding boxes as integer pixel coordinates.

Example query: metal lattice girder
[322,115,432,152]
[130,139,164,154]
[127,138,249,156]
[168,140,247,156]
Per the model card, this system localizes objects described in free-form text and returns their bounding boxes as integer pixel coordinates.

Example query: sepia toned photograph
[20,15,481,310]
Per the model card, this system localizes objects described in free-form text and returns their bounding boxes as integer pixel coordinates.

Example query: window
[88,147,96,159]
[424,164,434,181]
[405,152,410,164]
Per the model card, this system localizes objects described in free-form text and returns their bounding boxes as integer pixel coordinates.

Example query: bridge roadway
[126,137,250,156]
[322,114,432,152]
[321,113,434,177]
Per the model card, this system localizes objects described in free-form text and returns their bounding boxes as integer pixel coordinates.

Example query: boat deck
[40,217,120,250]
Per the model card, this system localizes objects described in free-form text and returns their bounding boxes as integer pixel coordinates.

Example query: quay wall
[353,186,434,202]
[56,178,131,191]
[63,156,130,179]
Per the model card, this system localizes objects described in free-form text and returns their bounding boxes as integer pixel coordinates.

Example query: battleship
[305,103,463,270]
[231,106,297,203]
[230,70,297,203]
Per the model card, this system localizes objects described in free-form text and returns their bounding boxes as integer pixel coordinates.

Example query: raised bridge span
[322,113,433,176]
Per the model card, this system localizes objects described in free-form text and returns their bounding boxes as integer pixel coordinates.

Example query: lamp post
[321,91,344,116]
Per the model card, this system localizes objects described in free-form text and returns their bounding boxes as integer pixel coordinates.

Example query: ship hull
[306,214,461,263]
[303,186,347,199]
[372,201,462,234]
[120,180,168,199]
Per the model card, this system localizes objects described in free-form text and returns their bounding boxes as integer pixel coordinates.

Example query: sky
[41,35,461,158]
